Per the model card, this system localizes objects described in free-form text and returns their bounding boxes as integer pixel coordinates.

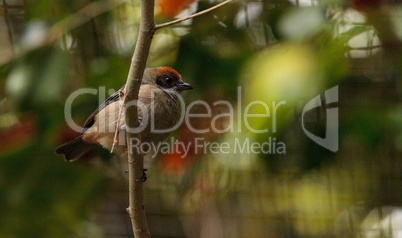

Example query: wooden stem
[154,0,232,30]
[124,0,155,237]
[124,1,232,237]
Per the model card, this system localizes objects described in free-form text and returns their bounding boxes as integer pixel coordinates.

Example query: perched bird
[55,67,193,162]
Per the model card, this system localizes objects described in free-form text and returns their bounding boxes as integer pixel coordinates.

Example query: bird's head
[144,67,193,93]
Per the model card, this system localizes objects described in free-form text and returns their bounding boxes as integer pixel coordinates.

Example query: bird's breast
[141,90,179,144]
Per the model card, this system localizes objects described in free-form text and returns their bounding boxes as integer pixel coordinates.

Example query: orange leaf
[157,0,196,18]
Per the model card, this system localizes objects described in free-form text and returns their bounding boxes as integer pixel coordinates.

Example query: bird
[55,67,193,162]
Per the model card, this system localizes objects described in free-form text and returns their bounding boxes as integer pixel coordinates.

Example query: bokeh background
[0,0,401,237]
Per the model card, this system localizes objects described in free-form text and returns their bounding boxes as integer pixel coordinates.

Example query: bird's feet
[136,169,148,182]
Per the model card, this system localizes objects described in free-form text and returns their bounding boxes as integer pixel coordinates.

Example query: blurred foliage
[0,0,401,237]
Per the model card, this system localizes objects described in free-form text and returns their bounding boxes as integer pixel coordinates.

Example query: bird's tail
[55,135,95,162]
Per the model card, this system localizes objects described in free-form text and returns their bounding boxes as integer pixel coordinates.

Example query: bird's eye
[156,76,175,88]
[165,77,172,84]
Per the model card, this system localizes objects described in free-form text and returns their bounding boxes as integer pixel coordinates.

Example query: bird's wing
[81,85,125,134]
[81,83,148,134]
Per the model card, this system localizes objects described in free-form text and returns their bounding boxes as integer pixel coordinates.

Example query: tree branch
[154,0,232,30]
[0,0,123,66]
[47,0,122,43]
[123,1,232,237]
[123,0,155,236]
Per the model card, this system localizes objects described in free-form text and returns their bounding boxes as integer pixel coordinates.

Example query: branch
[0,0,123,66]
[123,0,155,237]
[123,1,233,237]
[154,0,232,30]
[47,0,123,43]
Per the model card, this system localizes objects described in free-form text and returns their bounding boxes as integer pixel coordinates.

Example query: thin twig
[2,0,16,55]
[154,0,233,30]
[110,85,126,153]
[47,0,121,42]
[0,0,123,66]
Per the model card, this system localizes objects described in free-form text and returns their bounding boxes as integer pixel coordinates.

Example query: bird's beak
[177,82,193,91]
